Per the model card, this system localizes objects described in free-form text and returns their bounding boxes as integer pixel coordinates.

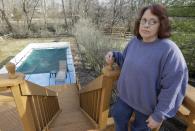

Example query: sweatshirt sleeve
[112,40,132,68]
[151,48,189,123]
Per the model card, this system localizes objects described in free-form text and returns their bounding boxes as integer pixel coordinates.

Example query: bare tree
[12,7,22,26]
[90,1,106,28]
[110,0,118,30]
[72,0,81,15]
[42,0,47,28]
[93,5,103,27]
[68,0,74,25]
[22,0,40,31]
[61,0,68,29]
[83,0,91,18]
[0,0,13,32]
[0,0,185,37]
[72,0,80,23]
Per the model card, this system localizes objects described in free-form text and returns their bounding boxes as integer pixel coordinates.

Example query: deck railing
[177,85,195,131]
[79,64,195,131]
[79,65,120,129]
[0,62,61,131]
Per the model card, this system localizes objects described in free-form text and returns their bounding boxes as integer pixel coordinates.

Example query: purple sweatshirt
[113,37,188,123]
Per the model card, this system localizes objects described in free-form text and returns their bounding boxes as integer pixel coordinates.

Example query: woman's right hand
[105,51,114,65]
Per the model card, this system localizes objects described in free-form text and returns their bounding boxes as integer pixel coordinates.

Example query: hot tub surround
[0,42,76,86]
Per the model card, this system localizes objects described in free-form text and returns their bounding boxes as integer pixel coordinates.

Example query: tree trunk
[61,0,68,29]
[28,0,40,30]
[69,0,74,25]
[111,0,118,32]
[42,0,47,28]
[0,0,13,32]
[22,0,40,31]
[83,0,90,18]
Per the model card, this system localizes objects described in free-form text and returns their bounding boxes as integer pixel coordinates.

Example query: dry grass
[0,36,75,68]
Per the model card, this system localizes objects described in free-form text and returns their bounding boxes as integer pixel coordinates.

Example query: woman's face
[139,9,160,42]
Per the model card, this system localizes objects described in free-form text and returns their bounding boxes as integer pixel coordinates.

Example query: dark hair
[134,4,171,39]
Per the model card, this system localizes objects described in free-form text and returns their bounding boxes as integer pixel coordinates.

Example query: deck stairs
[48,84,95,131]
[47,84,114,131]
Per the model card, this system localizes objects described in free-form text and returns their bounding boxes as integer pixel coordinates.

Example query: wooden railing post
[98,65,120,129]
[11,84,37,131]
[177,85,195,131]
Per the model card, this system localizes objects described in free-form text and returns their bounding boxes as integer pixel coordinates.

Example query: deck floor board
[49,85,95,131]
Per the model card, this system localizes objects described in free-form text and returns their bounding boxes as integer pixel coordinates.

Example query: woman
[105,4,188,131]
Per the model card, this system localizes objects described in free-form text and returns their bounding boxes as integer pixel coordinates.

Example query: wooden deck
[0,90,24,131]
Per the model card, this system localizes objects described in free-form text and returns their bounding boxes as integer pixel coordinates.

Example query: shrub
[168,6,195,17]
[47,24,56,34]
[171,33,195,76]
[171,19,195,33]
[171,33,195,47]
[73,18,123,74]
[29,23,40,33]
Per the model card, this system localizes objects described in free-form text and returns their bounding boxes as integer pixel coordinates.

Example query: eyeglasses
[140,18,159,26]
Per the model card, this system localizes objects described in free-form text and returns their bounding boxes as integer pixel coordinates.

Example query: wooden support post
[11,84,36,131]
[98,76,113,129]
[98,65,120,129]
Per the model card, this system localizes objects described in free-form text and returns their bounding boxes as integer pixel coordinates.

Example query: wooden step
[49,111,95,131]
[48,84,95,131]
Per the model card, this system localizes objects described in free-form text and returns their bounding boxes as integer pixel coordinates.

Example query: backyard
[0,0,195,131]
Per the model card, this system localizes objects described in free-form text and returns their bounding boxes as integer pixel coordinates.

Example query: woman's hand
[105,51,114,65]
[146,116,162,129]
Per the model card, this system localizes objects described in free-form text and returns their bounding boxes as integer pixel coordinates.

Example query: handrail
[79,65,120,94]
[79,75,103,94]
[79,65,120,129]
[21,81,57,96]
[0,62,61,131]
[177,84,195,131]
[183,85,195,111]
[0,73,25,88]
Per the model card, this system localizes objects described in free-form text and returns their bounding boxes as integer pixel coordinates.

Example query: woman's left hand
[146,116,162,129]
